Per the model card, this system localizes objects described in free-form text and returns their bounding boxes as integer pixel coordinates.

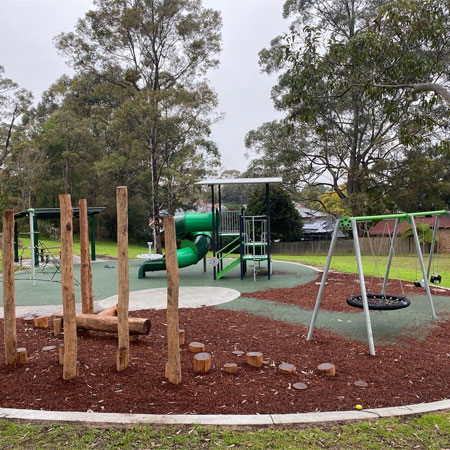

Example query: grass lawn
[0,413,449,449]
[273,253,450,289]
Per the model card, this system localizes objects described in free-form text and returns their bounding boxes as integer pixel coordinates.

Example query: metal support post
[211,185,216,280]
[410,216,437,318]
[307,219,341,341]
[426,216,439,280]
[14,221,19,263]
[352,219,376,356]
[28,208,36,286]
[382,218,400,295]
[265,183,271,280]
[90,214,96,261]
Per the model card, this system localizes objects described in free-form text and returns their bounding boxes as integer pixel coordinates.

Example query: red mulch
[242,271,450,313]
[1,289,450,415]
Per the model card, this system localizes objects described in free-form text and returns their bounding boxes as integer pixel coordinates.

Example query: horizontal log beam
[53,313,151,335]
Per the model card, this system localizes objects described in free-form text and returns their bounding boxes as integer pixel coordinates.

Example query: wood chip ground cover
[1,274,450,415]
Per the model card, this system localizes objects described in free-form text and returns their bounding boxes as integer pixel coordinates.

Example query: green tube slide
[138,213,214,278]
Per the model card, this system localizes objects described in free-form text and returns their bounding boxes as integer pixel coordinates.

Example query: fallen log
[52,313,151,335]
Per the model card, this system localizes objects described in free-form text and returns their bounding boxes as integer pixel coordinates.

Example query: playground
[1,187,450,419]
[1,258,450,415]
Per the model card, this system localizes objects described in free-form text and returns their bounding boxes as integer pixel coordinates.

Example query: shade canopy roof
[14,207,105,220]
[195,177,282,186]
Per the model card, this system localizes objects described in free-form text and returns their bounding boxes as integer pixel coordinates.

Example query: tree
[246,185,303,242]
[249,0,450,217]
[56,0,222,252]
[0,66,32,168]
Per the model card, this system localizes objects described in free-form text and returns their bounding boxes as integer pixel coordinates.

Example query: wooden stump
[53,318,63,336]
[247,351,263,368]
[317,363,336,377]
[97,304,118,316]
[179,329,185,346]
[279,363,296,374]
[16,348,28,365]
[58,344,64,366]
[293,382,307,390]
[23,316,35,325]
[189,342,206,353]
[222,363,238,374]
[33,316,48,329]
[194,352,211,373]
[232,350,244,356]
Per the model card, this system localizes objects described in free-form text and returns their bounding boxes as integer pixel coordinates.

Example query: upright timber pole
[116,186,130,371]
[79,199,94,314]
[307,219,341,341]
[59,194,78,379]
[410,215,437,318]
[164,217,182,384]
[3,210,18,365]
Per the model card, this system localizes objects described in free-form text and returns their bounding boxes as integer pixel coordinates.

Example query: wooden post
[59,194,78,379]
[79,199,93,314]
[116,186,129,371]
[164,217,182,384]
[3,210,18,365]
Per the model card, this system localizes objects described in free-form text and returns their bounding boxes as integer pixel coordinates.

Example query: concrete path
[0,399,448,426]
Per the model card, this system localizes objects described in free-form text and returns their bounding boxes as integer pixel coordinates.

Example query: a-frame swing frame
[307,209,447,356]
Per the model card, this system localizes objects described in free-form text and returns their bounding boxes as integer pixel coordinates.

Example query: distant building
[295,204,346,240]
[369,216,450,253]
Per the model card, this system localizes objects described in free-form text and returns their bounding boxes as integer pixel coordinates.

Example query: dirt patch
[242,272,450,312]
[1,301,450,415]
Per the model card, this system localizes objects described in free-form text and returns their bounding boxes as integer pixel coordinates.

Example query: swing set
[307,209,447,356]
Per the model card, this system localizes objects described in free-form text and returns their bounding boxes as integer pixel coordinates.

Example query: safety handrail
[218,243,241,262]
[218,236,240,254]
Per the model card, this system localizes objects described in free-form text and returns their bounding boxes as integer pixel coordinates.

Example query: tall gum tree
[56,0,222,252]
[249,0,449,216]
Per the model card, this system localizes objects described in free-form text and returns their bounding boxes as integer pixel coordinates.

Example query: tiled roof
[369,216,450,236]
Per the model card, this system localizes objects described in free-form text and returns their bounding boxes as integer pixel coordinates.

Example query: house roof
[369,217,450,236]
[303,218,346,237]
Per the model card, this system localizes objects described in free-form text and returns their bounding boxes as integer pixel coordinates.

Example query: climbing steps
[217,257,241,279]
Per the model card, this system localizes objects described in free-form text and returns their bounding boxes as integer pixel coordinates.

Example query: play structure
[10,207,104,286]
[307,209,448,355]
[138,177,282,281]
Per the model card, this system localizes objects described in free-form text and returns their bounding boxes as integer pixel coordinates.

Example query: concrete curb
[0,400,449,427]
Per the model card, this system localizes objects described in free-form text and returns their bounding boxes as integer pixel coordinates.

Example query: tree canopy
[246,0,450,216]
[246,185,303,242]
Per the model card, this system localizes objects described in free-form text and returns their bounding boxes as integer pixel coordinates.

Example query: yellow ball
[355,404,363,410]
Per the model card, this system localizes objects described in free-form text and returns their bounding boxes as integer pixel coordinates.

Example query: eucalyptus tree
[248,0,450,216]
[0,66,32,168]
[56,0,222,251]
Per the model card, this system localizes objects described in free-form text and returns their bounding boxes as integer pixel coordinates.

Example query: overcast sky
[0,0,288,173]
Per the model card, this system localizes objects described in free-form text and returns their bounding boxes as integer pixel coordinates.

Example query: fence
[271,237,431,255]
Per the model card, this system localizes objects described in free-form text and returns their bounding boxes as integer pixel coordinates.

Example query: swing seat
[346,293,410,311]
